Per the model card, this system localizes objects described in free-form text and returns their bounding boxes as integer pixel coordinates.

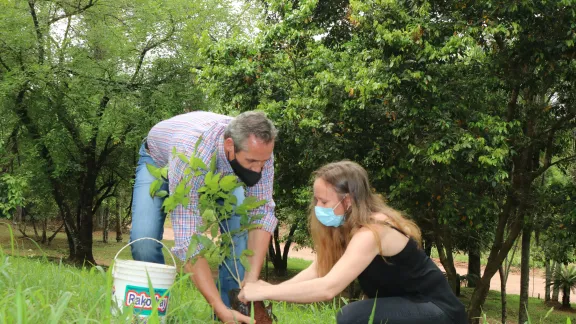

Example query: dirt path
[160,227,546,297]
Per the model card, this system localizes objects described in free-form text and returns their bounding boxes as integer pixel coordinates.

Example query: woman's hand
[239,280,272,302]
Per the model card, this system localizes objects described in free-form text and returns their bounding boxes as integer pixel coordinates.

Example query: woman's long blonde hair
[309,160,422,277]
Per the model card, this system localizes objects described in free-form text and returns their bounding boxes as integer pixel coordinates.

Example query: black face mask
[228,153,262,187]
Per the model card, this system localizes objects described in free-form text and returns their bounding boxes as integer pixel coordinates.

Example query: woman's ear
[344,194,352,211]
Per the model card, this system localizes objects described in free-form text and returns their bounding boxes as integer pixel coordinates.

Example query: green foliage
[554,265,576,297]
[0,0,255,262]
[0,173,26,218]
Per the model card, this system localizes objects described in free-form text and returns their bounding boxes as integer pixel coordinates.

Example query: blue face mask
[314,195,347,227]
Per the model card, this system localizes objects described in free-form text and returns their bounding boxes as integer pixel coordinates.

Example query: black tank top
[357,225,468,323]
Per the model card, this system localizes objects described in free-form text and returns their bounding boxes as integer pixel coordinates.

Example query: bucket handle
[114,237,177,268]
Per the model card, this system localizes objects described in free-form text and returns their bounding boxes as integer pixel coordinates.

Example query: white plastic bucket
[111,237,177,323]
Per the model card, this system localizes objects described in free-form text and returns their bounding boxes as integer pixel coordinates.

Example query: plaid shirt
[146,111,277,261]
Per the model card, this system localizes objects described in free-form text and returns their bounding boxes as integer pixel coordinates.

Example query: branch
[532,154,576,179]
[93,181,118,214]
[507,87,519,122]
[130,15,176,84]
[88,94,110,159]
[0,55,11,72]
[96,179,115,196]
[60,68,164,91]
[96,123,135,168]
[47,95,82,149]
[96,135,114,167]
[47,222,65,243]
[58,15,73,65]
[28,0,44,65]
[48,0,98,25]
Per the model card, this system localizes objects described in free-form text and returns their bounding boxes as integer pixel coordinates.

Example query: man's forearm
[244,228,271,282]
[185,257,227,315]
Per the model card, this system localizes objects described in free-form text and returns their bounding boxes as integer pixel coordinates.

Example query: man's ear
[224,137,235,157]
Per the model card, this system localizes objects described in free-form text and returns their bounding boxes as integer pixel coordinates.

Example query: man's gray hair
[224,111,278,151]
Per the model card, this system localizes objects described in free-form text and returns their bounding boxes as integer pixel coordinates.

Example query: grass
[459,288,576,323]
[1,223,574,324]
[0,249,338,323]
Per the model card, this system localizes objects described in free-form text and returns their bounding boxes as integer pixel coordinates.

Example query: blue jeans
[129,142,247,308]
[336,297,457,324]
[130,143,168,264]
[217,187,247,308]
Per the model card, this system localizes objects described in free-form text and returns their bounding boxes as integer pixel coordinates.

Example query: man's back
[146,111,232,167]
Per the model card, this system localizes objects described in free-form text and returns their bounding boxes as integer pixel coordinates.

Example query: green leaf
[240,254,251,273]
[368,292,378,324]
[240,196,267,210]
[155,190,168,198]
[204,171,221,190]
[242,249,254,257]
[202,209,216,222]
[219,175,238,192]
[149,180,162,197]
[197,234,215,250]
[204,171,213,187]
[192,157,208,170]
[210,152,217,172]
[160,167,168,180]
[211,224,218,238]
[177,152,189,165]
[185,235,199,261]
[194,135,203,155]
[146,163,162,179]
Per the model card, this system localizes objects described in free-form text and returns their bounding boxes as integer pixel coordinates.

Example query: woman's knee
[336,298,451,324]
[336,300,372,324]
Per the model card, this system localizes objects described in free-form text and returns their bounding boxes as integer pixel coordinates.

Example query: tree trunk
[552,261,560,302]
[562,287,570,308]
[102,205,109,243]
[268,221,299,277]
[31,215,39,240]
[467,198,525,324]
[423,233,433,257]
[13,206,22,225]
[69,208,96,265]
[544,258,551,302]
[468,243,481,288]
[63,218,76,257]
[268,228,286,276]
[499,264,508,324]
[434,226,459,296]
[41,218,48,244]
[116,197,123,243]
[518,225,532,324]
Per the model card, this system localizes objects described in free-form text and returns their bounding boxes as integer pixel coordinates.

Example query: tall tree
[0,0,243,264]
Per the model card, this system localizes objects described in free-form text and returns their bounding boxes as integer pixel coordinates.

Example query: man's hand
[216,307,254,324]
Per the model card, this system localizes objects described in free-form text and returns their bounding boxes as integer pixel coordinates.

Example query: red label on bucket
[124,285,169,316]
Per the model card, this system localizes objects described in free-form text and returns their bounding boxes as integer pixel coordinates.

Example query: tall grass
[0,228,340,323]
[0,251,340,323]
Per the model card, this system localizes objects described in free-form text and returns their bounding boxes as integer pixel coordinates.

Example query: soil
[156,227,548,298]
